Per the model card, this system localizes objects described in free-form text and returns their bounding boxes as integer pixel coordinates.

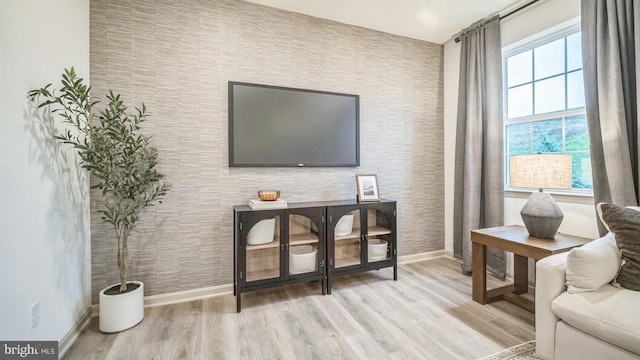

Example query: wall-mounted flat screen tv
[229,81,359,167]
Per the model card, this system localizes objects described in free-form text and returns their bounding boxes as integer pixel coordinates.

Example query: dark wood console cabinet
[326,200,397,294]
[233,199,397,312]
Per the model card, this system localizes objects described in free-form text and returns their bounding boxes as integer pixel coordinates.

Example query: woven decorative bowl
[258,190,280,201]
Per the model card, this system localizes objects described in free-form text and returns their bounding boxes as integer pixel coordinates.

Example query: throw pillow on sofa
[566,232,621,293]
[597,203,640,291]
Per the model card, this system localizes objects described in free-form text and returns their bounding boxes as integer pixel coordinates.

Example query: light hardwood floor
[63,257,534,360]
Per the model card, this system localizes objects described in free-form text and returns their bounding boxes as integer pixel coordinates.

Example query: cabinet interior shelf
[247,268,280,282]
[289,233,319,246]
[246,240,280,251]
[368,226,392,237]
[335,257,360,268]
[335,229,361,241]
[333,226,391,240]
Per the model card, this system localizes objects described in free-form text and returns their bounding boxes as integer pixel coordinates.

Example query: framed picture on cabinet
[356,174,380,202]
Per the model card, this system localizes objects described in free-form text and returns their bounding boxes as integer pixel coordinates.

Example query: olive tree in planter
[28,67,170,332]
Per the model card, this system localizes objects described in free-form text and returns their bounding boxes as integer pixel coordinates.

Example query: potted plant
[28,67,170,332]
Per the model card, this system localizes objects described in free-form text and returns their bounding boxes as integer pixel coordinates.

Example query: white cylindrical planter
[99,281,144,333]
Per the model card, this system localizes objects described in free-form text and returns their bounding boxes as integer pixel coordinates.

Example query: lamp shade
[509,154,572,190]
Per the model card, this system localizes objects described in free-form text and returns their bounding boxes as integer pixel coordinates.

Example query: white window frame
[502,18,592,196]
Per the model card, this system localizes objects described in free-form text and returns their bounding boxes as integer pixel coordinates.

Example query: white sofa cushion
[554,321,640,360]
[566,232,621,293]
[552,284,640,355]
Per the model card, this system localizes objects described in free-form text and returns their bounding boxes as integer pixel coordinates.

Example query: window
[504,23,592,191]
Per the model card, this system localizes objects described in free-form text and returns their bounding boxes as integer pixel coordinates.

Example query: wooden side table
[471,225,591,312]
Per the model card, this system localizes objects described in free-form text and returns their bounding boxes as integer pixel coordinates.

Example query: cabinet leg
[236,291,241,313]
[322,276,327,295]
[327,274,332,295]
[394,265,398,280]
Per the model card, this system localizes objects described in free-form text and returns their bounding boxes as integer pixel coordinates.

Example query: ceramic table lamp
[509,154,572,239]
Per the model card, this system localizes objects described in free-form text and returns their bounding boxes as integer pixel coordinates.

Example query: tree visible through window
[504,26,592,191]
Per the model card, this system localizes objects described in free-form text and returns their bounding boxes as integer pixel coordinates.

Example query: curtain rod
[454,0,540,43]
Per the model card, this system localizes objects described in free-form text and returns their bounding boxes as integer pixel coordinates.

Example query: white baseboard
[397,249,446,264]
[144,283,234,308]
[90,283,235,317]
[59,307,92,358]
[443,250,455,260]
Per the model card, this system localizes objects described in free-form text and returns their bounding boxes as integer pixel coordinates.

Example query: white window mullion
[502,23,591,192]
[562,116,567,153]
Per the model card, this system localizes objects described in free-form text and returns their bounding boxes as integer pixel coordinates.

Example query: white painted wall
[0,0,90,343]
[443,0,599,258]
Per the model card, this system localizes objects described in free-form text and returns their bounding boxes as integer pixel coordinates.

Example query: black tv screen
[229,82,359,167]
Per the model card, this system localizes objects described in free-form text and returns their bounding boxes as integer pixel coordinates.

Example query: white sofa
[535,235,640,360]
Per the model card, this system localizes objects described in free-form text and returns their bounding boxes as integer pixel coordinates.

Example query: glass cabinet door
[365,207,393,263]
[245,215,281,282]
[288,214,320,276]
[333,209,361,268]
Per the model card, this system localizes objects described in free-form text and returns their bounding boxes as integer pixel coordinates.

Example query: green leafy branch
[28,67,170,293]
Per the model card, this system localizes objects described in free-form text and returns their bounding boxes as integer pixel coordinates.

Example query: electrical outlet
[30,301,40,330]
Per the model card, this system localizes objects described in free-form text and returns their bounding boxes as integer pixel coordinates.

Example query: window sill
[505,188,594,204]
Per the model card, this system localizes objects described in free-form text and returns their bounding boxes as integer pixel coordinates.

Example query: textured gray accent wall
[90,0,444,302]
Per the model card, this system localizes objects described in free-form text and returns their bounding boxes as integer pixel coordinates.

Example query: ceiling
[243,0,527,44]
